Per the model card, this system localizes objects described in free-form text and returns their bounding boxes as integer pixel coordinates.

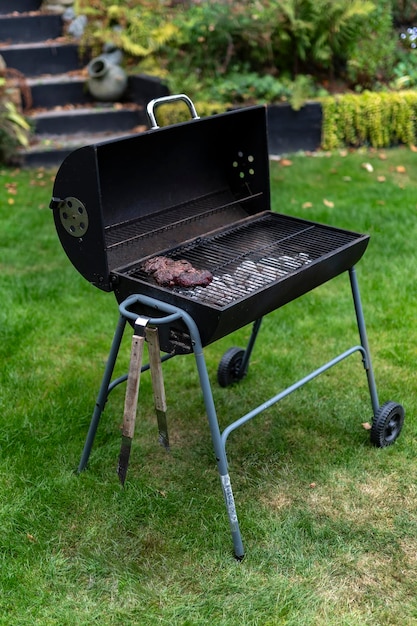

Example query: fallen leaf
[339,149,348,157]
[26,533,36,542]
[377,176,386,182]
[8,198,14,205]
[378,152,388,160]
[302,202,313,209]
[362,422,372,430]
[280,158,293,167]
[410,145,417,152]
[342,176,352,182]
[323,198,334,208]
[361,162,374,172]
[309,482,317,489]
[396,165,406,173]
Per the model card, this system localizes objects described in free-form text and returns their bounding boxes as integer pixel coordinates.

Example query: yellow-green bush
[321,91,417,150]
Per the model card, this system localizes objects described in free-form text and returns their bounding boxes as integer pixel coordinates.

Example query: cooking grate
[104,189,254,249]
[119,213,361,308]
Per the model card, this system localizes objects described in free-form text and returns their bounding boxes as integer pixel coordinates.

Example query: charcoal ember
[278,255,303,270]
[240,260,258,273]
[298,252,312,264]
[222,273,235,287]
[143,255,213,288]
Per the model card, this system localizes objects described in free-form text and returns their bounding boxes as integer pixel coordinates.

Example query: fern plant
[74,0,178,61]
[269,0,376,80]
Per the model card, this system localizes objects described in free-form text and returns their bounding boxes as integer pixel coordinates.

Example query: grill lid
[50,104,270,291]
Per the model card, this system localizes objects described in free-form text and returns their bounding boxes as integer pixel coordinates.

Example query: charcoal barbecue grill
[50,94,404,558]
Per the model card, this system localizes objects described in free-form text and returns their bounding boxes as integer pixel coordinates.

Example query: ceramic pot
[87,55,128,102]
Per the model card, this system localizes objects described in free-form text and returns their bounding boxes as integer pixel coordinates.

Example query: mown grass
[1,147,417,625]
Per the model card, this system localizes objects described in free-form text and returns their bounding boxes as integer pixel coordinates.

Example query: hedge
[320,90,417,150]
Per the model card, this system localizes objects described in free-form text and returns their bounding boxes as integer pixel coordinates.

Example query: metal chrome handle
[146,94,200,129]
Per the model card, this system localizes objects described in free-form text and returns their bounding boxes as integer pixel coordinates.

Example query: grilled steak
[176,269,213,288]
[143,256,213,288]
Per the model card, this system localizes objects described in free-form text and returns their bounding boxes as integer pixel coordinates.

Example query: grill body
[51,104,368,352]
[113,213,368,352]
[51,97,404,559]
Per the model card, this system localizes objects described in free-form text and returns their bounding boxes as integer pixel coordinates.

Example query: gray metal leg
[77,314,127,472]
[192,333,245,559]
[239,317,263,377]
[119,295,245,559]
[79,279,379,559]
[349,267,380,415]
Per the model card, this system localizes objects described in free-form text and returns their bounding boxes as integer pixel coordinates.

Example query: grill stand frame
[77,267,384,559]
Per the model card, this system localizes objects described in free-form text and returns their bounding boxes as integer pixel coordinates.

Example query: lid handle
[146,94,200,129]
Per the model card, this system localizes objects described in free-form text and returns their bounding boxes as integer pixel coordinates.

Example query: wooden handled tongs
[117,318,169,485]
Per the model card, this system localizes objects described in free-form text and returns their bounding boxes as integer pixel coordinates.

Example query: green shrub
[241,0,377,80]
[74,0,178,60]
[74,0,383,106]
[321,90,417,149]
[347,0,397,88]
[0,77,30,164]
[393,49,417,88]
[391,0,417,24]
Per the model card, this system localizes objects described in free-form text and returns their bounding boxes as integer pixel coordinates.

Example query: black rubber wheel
[217,347,246,388]
[370,401,405,447]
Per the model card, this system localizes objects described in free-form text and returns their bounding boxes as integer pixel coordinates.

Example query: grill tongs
[117,317,169,485]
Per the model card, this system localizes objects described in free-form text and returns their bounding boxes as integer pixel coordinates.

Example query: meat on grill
[143,256,213,288]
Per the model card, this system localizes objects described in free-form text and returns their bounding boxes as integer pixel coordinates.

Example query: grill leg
[78,314,127,473]
[192,334,245,559]
[349,267,380,415]
[239,317,263,377]
[118,294,245,558]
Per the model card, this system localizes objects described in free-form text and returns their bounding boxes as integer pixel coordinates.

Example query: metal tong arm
[146,94,200,129]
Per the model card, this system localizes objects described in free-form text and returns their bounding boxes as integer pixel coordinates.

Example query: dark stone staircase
[0,0,169,167]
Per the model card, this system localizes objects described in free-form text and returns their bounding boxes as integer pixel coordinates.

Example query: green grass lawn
[1,147,417,625]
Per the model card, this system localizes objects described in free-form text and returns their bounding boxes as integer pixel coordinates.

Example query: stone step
[21,128,148,168]
[0,4,170,168]
[1,41,84,76]
[17,74,169,167]
[28,74,94,108]
[0,13,62,43]
[29,104,147,135]
[27,73,170,109]
[0,0,41,14]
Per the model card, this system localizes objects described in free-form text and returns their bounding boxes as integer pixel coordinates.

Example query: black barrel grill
[50,95,404,558]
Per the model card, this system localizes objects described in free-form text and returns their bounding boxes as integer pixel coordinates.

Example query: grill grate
[119,213,360,308]
[105,189,247,249]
